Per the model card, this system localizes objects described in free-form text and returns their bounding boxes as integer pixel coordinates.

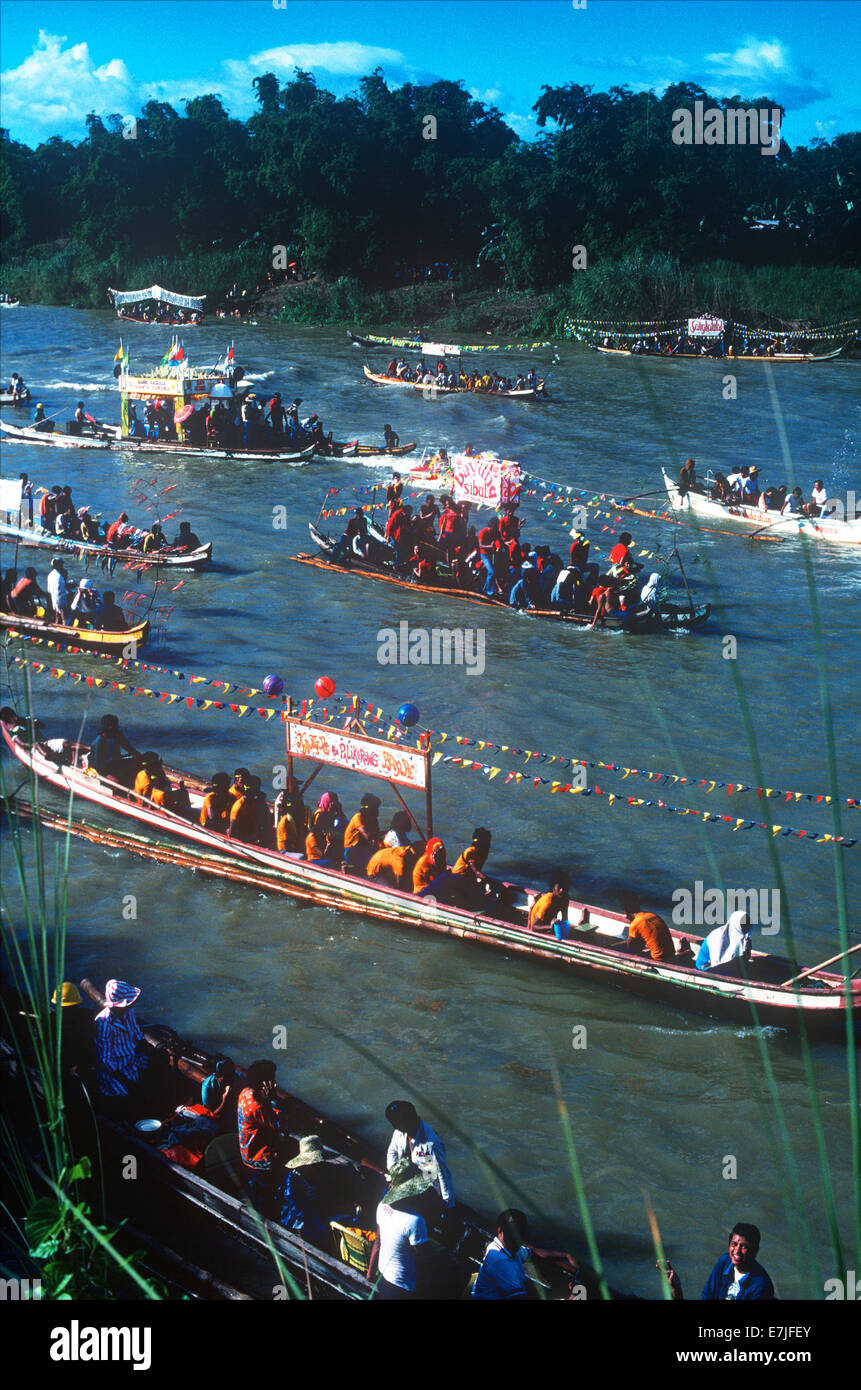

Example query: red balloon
[314,676,336,699]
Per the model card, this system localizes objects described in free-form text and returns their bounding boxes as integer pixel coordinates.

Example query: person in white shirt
[372,1157,432,1299]
[808,480,828,517]
[726,467,743,496]
[385,1100,454,1209]
[46,558,70,623]
[472,1208,581,1299]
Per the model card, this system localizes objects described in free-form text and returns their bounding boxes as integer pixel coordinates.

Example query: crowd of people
[29,971,776,1300]
[9,474,202,554]
[1,560,129,631]
[677,457,844,518]
[329,477,659,627]
[125,390,333,453]
[381,356,541,394]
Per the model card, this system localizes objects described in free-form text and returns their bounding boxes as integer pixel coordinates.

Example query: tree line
[1,69,858,303]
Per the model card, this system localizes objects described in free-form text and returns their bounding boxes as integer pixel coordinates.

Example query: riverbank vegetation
[1,69,859,332]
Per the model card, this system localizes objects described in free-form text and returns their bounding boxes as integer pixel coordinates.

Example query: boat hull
[3,723,854,1034]
[0,418,316,463]
[590,345,844,363]
[0,615,150,651]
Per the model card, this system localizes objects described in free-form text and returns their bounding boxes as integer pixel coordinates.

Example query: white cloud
[705,37,790,81]
[246,41,405,77]
[470,86,502,104]
[1,31,134,133]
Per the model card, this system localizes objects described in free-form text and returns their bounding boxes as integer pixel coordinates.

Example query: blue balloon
[398,702,419,727]
[263,674,283,697]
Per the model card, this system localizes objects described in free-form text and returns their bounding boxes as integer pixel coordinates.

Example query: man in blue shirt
[663,1222,775,1300]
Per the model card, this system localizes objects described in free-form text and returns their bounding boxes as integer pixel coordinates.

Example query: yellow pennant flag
[432,752,443,766]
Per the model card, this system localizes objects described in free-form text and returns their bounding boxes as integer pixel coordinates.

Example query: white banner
[688,316,726,338]
[287,720,427,790]
[0,477,24,512]
[421,341,461,358]
[453,453,521,509]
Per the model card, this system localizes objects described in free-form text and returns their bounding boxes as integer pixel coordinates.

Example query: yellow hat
[53,982,82,1007]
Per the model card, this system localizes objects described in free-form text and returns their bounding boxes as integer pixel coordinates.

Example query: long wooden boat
[590,344,844,363]
[0,388,31,406]
[0,417,317,463]
[660,470,861,545]
[0,520,212,571]
[355,441,418,458]
[3,718,854,1035]
[363,365,549,400]
[297,524,711,633]
[0,613,149,652]
[117,311,202,326]
[0,970,589,1300]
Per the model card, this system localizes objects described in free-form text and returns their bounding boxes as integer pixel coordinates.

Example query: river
[1,307,859,1298]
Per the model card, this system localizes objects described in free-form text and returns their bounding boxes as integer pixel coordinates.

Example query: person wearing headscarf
[695,910,754,974]
[93,979,145,1110]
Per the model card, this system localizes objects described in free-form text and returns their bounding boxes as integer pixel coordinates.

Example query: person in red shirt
[438,498,460,566]
[385,502,414,564]
[411,545,435,585]
[9,567,47,617]
[607,531,642,576]
[499,504,522,545]
[589,580,620,629]
[106,513,131,548]
[237,1060,284,1216]
[478,519,502,596]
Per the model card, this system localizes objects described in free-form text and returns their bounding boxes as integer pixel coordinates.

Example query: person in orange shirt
[344,793,382,874]
[413,838,447,895]
[274,785,305,853]
[229,767,250,804]
[305,792,339,863]
[200,772,231,832]
[623,896,676,962]
[133,752,163,804]
[366,844,418,891]
[529,874,571,932]
[228,775,268,845]
[451,827,507,910]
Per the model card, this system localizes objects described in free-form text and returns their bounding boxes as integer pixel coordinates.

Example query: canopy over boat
[109,284,206,311]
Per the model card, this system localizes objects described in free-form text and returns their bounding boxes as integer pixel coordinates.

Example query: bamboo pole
[779,941,861,988]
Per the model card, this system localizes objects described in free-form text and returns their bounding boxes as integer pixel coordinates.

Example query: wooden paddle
[780,941,861,989]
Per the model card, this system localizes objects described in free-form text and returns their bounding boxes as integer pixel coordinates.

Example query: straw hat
[381,1156,435,1206]
[285,1135,328,1169]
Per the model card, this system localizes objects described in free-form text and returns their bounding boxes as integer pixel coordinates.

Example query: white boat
[660,470,861,545]
[0,300,21,310]
[0,520,212,571]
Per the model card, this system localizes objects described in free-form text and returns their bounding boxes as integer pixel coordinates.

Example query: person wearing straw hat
[278,1135,352,1246]
[93,979,146,1114]
[372,1157,434,1299]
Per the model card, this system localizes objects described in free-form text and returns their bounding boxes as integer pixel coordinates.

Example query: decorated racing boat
[298,522,711,633]
[3,712,852,1034]
[0,613,149,652]
[108,283,205,326]
[0,970,590,1301]
[363,366,549,400]
[590,344,845,362]
[660,470,861,544]
[0,416,317,464]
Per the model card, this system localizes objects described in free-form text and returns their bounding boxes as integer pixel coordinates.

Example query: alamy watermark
[377,621,485,676]
[671,882,780,933]
[671,101,782,157]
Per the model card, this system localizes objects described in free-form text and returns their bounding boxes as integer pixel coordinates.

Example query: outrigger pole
[285,698,433,838]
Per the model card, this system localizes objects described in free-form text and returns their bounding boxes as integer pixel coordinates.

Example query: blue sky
[1,0,858,148]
